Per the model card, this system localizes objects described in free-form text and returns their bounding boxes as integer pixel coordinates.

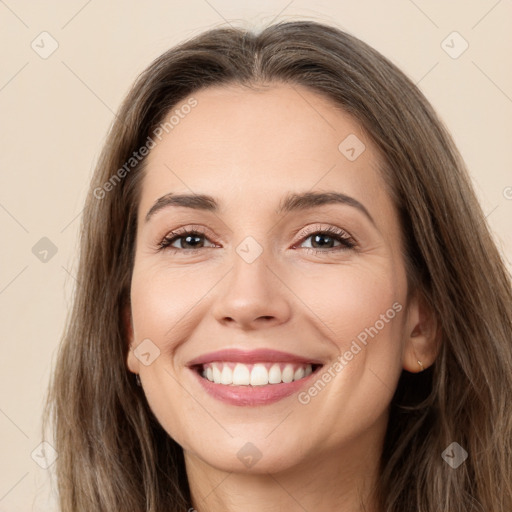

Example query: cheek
[289,260,406,406]
[130,263,213,348]
[128,265,210,448]
[289,260,404,348]
[287,264,406,444]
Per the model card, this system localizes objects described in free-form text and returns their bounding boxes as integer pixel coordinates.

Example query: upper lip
[187,348,324,367]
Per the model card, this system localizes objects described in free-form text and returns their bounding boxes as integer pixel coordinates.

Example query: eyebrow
[144,191,375,226]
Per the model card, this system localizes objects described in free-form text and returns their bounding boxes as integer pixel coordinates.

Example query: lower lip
[190,367,320,406]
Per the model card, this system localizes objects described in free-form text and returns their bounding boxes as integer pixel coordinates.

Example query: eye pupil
[182,234,203,248]
[312,234,334,248]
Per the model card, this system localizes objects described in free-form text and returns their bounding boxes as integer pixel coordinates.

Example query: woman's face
[127,83,424,474]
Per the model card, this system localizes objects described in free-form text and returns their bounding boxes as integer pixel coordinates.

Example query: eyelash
[157,225,357,255]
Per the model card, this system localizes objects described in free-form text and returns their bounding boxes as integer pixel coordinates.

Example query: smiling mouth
[195,361,323,386]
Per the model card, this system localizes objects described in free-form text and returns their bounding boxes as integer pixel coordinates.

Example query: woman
[43,20,512,511]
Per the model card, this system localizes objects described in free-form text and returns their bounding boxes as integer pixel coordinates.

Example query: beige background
[1,1,511,510]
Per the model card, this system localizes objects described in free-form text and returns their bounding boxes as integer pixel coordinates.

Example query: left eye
[299,230,356,250]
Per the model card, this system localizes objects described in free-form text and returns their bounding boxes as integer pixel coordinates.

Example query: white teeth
[250,364,268,386]
[283,365,296,383]
[294,367,305,380]
[201,362,315,386]
[220,366,232,385]
[212,365,221,384]
[268,364,282,384]
[232,363,250,385]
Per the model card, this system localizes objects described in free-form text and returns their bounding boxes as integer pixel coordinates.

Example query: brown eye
[158,230,216,252]
[298,227,356,252]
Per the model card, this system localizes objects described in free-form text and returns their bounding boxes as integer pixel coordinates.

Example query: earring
[135,374,142,386]
[417,360,424,372]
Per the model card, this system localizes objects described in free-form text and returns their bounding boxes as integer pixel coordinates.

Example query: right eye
[158,229,217,252]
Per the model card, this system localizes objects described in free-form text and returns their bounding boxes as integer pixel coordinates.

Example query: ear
[402,291,441,372]
[123,304,140,374]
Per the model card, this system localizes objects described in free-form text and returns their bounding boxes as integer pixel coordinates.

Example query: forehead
[139,83,391,222]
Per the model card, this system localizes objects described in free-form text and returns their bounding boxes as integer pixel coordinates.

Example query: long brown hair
[43,20,512,511]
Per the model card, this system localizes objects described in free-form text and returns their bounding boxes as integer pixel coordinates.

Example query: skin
[126,83,439,512]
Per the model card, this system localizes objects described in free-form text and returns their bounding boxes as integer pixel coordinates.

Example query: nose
[211,248,292,330]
